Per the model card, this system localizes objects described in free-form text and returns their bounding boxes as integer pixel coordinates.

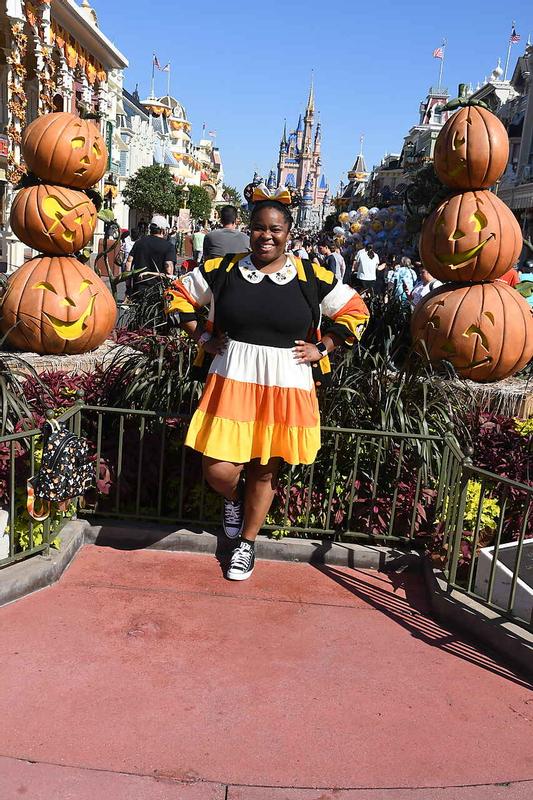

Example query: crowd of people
[116,206,533,313]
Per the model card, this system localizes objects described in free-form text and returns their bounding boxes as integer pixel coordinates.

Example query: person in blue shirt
[387,256,417,304]
[517,260,533,309]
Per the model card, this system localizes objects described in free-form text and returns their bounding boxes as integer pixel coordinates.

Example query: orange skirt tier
[185,339,321,465]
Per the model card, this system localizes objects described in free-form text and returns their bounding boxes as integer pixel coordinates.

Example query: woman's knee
[247,458,281,487]
[203,457,242,492]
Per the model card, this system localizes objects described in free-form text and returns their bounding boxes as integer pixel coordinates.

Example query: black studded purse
[27,419,94,521]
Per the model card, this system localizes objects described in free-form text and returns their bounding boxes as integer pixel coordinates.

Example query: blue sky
[95,0,531,196]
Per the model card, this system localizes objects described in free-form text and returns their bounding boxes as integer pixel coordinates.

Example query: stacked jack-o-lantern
[411,101,533,382]
[0,112,117,355]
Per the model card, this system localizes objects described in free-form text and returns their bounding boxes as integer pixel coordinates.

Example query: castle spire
[306,71,315,115]
[281,118,287,144]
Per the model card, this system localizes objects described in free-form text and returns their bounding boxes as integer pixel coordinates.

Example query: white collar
[238,254,297,285]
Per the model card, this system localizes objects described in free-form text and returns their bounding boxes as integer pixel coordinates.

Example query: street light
[182,184,190,209]
[103,172,118,209]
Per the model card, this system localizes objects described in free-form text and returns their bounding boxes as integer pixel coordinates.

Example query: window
[120,150,128,177]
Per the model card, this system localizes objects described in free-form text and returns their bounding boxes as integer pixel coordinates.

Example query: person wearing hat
[163,185,369,581]
[125,214,176,295]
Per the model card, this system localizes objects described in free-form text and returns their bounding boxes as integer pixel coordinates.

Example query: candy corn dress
[164,253,369,466]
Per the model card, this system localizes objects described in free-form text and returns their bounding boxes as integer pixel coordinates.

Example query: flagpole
[150,52,155,98]
[504,22,514,80]
[438,39,446,88]
[167,62,171,96]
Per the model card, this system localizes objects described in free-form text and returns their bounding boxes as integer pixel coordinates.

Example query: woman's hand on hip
[293,340,325,364]
[203,333,228,356]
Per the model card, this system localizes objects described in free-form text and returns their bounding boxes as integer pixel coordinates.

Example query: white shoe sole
[227,567,254,581]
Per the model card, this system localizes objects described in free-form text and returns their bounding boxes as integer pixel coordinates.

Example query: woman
[387,256,416,304]
[164,186,369,581]
[353,243,380,294]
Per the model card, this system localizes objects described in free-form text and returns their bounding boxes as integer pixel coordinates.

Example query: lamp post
[98,172,120,286]
[182,184,190,209]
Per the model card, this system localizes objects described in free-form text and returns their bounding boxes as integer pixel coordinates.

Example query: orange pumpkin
[0,256,116,355]
[22,112,107,189]
[10,184,97,255]
[434,106,509,190]
[419,190,522,282]
[411,281,533,382]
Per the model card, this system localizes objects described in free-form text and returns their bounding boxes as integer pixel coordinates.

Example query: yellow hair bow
[252,183,292,205]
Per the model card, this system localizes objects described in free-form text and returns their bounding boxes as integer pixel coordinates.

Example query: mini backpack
[27,418,94,521]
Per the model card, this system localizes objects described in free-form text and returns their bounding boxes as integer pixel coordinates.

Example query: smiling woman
[163,184,369,581]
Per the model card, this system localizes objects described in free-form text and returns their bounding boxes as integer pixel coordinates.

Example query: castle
[274,81,329,230]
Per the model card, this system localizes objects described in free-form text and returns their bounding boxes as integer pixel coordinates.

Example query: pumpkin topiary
[434,105,509,190]
[419,190,522,282]
[0,256,117,355]
[22,112,107,189]
[10,184,97,255]
[411,281,533,382]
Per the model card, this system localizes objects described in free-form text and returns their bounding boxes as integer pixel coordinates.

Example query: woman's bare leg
[241,457,281,542]
[202,456,244,501]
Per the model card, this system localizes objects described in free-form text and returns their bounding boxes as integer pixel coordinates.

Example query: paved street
[0,546,531,799]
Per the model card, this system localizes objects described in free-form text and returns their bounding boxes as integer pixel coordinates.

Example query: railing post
[447,454,472,587]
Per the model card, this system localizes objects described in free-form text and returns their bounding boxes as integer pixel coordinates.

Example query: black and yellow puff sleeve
[312,264,370,346]
[163,265,213,323]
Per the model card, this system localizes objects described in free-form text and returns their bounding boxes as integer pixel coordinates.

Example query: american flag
[153,54,170,71]
[510,26,521,44]
[433,47,444,59]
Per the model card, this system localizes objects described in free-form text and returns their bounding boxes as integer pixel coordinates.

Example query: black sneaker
[223,493,244,539]
[227,540,255,581]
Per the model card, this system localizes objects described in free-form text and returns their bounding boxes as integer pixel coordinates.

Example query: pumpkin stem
[440,97,490,112]
[15,171,42,191]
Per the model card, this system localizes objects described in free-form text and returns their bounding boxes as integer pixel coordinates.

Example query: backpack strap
[292,256,332,388]
[293,256,321,336]
[209,252,243,328]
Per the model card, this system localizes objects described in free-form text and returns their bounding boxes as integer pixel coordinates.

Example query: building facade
[362,85,452,207]
[486,45,533,251]
[141,93,225,213]
[0,0,128,270]
[276,82,329,229]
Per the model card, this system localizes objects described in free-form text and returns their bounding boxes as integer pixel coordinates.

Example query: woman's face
[250,206,290,264]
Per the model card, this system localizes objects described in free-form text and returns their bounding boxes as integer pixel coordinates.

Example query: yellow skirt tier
[185,339,321,465]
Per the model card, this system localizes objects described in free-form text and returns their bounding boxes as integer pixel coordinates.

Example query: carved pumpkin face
[419,190,522,282]
[0,256,117,355]
[411,282,533,382]
[22,112,107,189]
[434,106,509,190]
[10,184,97,255]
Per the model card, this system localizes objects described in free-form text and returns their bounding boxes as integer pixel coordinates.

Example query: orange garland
[51,20,106,85]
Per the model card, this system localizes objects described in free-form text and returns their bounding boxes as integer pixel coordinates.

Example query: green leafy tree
[123,165,179,216]
[175,184,212,222]
[222,184,242,207]
[404,163,449,235]
[222,184,250,225]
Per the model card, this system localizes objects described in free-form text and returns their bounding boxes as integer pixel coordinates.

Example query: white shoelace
[224,501,243,525]
[231,542,253,569]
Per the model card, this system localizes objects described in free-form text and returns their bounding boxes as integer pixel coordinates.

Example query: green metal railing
[444,460,533,628]
[0,402,531,630]
[79,405,456,542]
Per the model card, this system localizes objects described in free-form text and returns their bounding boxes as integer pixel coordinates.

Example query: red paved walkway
[0,545,531,800]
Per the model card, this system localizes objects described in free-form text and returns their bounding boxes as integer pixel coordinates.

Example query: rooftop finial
[306,70,315,114]
[359,133,364,156]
